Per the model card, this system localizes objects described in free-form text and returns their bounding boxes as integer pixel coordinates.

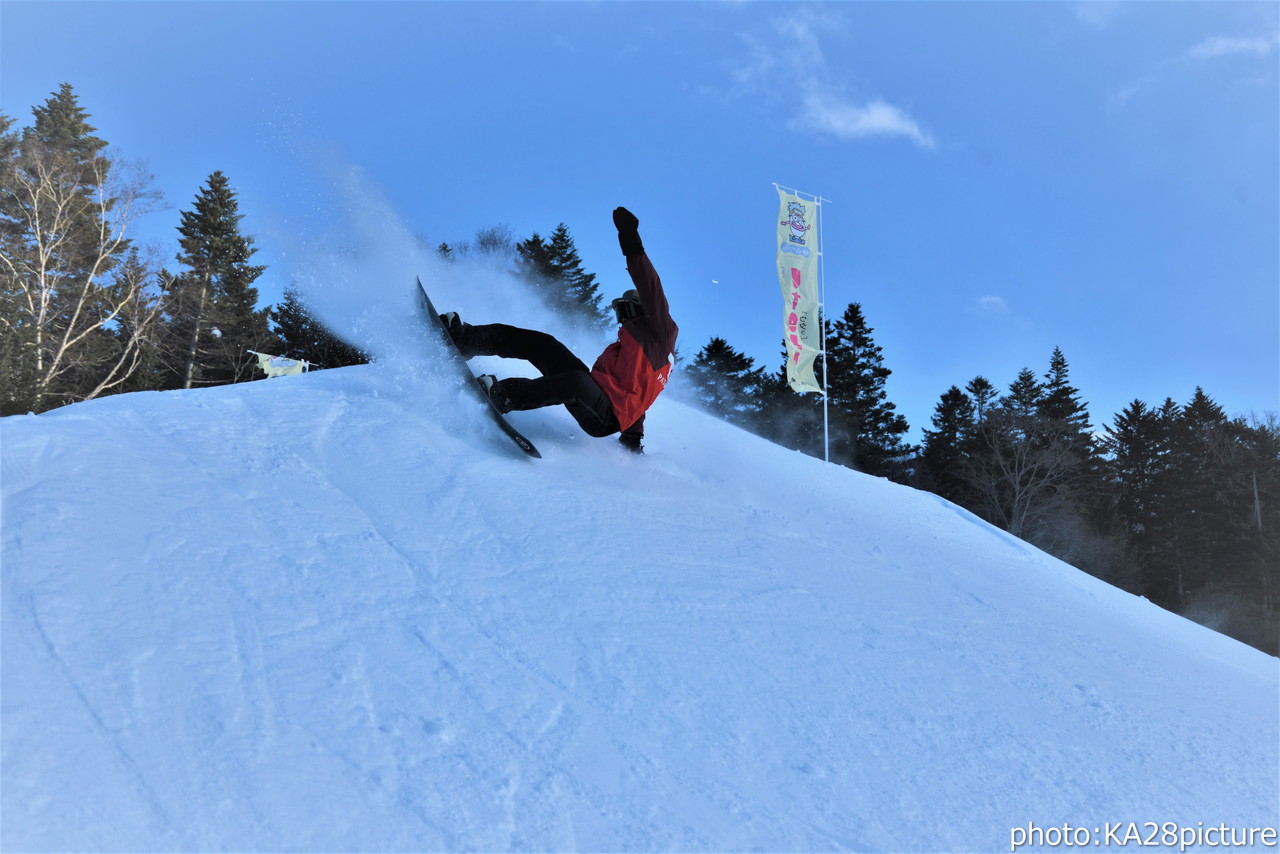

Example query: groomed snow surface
[3,255,1278,852]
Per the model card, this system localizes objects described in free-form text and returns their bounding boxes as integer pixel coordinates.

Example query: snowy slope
[4,190,1279,852]
[3,349,1277,852]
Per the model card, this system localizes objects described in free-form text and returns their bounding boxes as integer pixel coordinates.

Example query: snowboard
[416,278,541,459]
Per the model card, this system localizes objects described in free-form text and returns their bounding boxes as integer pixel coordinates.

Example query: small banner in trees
[249,351,307,378]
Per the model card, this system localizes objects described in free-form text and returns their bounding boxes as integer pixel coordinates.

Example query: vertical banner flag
[776,187,823,394]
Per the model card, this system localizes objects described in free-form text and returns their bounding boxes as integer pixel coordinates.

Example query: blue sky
[3,1,1277,441]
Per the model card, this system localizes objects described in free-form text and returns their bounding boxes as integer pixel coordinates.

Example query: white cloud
[1186,35,1274,62]
[973,296,1009,315]
[1108,71,1159,109]
[1110,30,1277,107]
[728,8,832,95]
[794,92,935,149]
[727,8,935,150]
[775,7,829,61]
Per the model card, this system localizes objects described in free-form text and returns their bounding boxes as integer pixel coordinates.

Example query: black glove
[619,430,644,454]
[613,206,643,257]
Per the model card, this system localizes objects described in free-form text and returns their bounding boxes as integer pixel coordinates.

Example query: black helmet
[611,289,641,324]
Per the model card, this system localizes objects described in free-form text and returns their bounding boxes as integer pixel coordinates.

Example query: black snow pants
[460,323,620,438]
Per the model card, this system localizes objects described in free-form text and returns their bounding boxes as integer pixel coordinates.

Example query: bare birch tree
[959,409,1083,539]
[0,89,165,413]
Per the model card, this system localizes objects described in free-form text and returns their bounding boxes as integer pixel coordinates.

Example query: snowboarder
[439,207,677,454]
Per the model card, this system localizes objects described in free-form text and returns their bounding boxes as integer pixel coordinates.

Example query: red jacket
[590,252,678,433]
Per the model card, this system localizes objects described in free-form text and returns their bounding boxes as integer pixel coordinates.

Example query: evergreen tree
[1104,389,1275,614]
[1001,367,1044,419]
[1102,400,1173,589]
[0,111,30,409]
[547,223,608,329]
[272,287,370,369]
[1102,392,1278,650]
[685,337,767,426]
[515,232,553,274]
[1039,347,1094,460]
[2,86,118,408]
[0,85,161,413]
[516,223,607,329]
[822,302,913,478]
[1137,398,1189,606]
[1039,347,1106,521]
[1161,388,1239,605]
[921,385,976,502]
[1181,386,1227,431]
[161,171,275,387]
[1104,400,1169,544]
[13,84,114,285]
[515,231,556,301]
[966,376,997,422]
[1040,349,1088,421]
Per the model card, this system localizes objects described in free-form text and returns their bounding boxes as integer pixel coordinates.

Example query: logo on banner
[782,202,813,245]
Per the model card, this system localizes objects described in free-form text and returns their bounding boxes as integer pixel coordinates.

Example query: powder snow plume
[281,165,607,377]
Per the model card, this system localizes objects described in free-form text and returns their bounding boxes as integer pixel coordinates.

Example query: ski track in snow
[2,362,1278,852]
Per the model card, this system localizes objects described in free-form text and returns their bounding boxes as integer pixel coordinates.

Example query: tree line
[682,312,1278,655]
[1,84,280,412]
[2,84,605,411]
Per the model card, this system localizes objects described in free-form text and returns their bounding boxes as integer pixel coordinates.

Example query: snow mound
[3,357,1277,852]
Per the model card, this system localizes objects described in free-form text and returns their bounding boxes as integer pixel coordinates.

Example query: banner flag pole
[773,183,830,463]
[817,192,829,464]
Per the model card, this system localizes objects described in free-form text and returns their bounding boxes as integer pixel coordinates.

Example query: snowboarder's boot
[439,312,468,352]
[476,374,510,413]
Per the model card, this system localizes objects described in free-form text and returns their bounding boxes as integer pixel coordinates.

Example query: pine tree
[516,231,557,302]
[1103,400,1174,590]
[0,85,162,413]
[516,223,607,329]
[12,85,114,287]
[1164,388,1242,604]
[1001,367,1044,419]
[1038,347,1106,525]
[1105,400,1167,538]
[1107,390,1242,607]
[921,385,976,502]
[1103,393,1279,650]
[161,171,275,387]
[685,337,767,426]
[1039,347,1094,456]
[272,287,370,369]
[966,376,997,422]
[547,223,608,329]
[0,111,30,409]
[822,302,912,478]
